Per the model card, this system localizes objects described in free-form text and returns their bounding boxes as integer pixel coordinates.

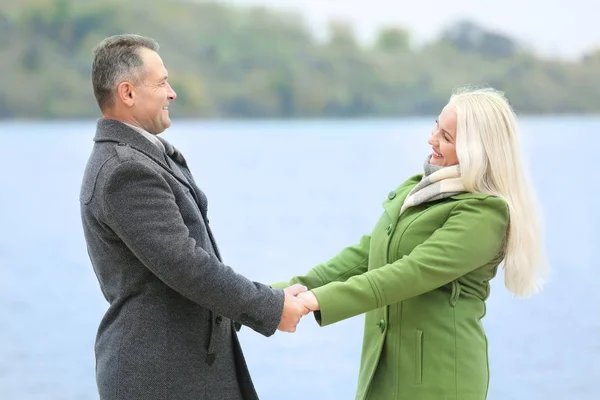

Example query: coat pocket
[415,329,423,385]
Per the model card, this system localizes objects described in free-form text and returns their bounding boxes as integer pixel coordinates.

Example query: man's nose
[167,83,177,100]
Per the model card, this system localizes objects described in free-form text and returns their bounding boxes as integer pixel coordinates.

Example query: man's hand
[277,284,310,333]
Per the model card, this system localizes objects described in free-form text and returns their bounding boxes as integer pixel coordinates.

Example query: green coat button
[388,191,396,200]
[378,319,386,332]
[386,224,393,235]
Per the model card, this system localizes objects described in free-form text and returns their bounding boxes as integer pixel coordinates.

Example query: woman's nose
[428,134,437,146]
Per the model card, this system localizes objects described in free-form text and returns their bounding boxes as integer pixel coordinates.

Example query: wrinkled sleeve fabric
[103,160,284,336]
[312,197,509,327]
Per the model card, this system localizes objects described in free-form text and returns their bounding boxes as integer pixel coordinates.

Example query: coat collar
[449,192,493,200]
[381,174,493,220]
[94,118,166,162]
[93,118,198,197]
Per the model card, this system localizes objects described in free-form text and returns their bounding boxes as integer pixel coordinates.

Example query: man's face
[131,48,177,134]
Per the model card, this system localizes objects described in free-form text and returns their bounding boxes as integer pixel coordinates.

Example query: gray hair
[92,34,160,111]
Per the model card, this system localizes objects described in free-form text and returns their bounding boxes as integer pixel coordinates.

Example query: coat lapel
[156,136,207,213]
[384,182,494,252]
[157,134,222,261]
[381,174,420,221]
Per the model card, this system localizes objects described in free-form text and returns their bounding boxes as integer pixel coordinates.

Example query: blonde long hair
[449,86,548,297]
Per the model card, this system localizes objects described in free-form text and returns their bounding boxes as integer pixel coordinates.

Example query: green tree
[375,27,411,52]
[441,20,519,58]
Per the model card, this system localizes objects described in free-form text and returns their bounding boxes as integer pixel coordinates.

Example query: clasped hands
[277,284,319,333]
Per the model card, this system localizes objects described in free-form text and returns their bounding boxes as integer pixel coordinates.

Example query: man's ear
[116,81,136,107]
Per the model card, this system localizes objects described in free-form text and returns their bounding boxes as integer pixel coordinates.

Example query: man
[80,34,308,400]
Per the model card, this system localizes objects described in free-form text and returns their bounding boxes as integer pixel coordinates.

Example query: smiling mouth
[432,150,442,158]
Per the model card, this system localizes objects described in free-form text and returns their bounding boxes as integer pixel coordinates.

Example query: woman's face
[428,105,459,166]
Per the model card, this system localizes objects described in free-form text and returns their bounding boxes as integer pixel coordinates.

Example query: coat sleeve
[311,197,509,327]
[270,178,419,291]
[270,234,371,290]
[102,160,284,337]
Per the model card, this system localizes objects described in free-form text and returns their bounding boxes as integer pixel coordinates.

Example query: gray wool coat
[80,118,285,400]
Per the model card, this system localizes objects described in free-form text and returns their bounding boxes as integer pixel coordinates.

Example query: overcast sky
[219,0,598,59]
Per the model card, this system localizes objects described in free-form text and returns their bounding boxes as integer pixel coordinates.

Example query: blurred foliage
[1,0,599,119]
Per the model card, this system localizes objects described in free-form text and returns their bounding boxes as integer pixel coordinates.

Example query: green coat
[272,175,509,400]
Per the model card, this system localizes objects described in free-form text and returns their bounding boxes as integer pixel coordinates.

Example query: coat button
[388,191,396,200]
[386,224,393,235]
[378,319,386,332]
[215,316,223,324]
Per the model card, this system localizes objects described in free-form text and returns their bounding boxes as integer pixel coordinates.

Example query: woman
[272,87,547,400]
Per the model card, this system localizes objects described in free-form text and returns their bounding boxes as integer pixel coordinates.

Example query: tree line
[1,0,599,119]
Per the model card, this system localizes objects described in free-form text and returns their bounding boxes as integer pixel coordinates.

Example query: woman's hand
[297,291,320,311]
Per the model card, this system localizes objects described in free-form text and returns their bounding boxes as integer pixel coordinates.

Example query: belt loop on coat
[450,280,461,307]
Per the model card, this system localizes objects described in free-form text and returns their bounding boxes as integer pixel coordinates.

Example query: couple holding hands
[81,34,546,400]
